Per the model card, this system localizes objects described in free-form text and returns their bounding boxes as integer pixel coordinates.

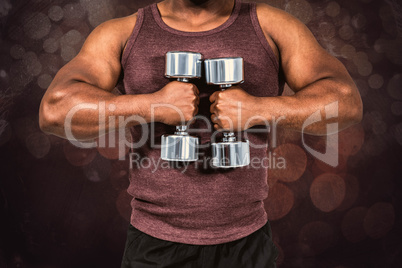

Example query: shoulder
[254,3,313,51]
[81,13,139,56]
[97,13,138,32]
[253,3,292,61]
[255,3,303,34]
[256,3,324,55]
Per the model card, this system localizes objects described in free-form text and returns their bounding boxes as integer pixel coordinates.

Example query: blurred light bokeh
[0,0,401,267]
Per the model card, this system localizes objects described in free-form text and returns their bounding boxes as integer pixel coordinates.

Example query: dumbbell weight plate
[211,140,250,168]
[165,51,202,79]
[161,134,199,162]
[204,57,244,86]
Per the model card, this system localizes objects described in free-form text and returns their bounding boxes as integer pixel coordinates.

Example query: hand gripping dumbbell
[204,57,250,168]
[160,51,202,162]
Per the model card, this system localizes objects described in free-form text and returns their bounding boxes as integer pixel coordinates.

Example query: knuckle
[187,83,195,90]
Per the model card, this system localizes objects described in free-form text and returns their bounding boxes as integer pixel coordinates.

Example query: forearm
[254,79,363,135]
[39,82,156,140]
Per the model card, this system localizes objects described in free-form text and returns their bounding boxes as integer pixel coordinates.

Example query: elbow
[39,101,60,134]
[340,84,363,127]
[348,87,363,124]
[351,101,363,125]
[39,90,66,134]
[39,103,54,134]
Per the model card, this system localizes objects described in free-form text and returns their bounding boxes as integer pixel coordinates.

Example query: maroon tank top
[121,0,284,245]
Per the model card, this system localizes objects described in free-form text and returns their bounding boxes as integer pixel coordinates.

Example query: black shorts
[120,221,278,268]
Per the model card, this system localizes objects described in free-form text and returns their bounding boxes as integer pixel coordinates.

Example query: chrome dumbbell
[204,57,250,168]
[160,51,202,162]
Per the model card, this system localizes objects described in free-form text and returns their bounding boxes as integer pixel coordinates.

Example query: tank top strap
[247,2,279,71]
[122,7,145,68]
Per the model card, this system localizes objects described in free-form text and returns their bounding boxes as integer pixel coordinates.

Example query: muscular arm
[39,15,199,141]
[255,4,363,134]
[210,4,362,135]
[39,15,147,140]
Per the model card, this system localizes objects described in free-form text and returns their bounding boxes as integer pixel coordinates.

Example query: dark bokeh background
[0,0,401,267]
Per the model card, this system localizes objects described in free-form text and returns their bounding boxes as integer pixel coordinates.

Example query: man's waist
[130,201,268,245]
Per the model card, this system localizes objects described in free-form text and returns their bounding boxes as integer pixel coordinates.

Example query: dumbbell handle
[219,84,237,142]
[174,77,191,135]
[177,78,189,83]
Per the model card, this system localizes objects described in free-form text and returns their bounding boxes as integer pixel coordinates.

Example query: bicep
[258,5,351,91]
[54,52,121,92]
[279,23,347,91]
[49,16,135,93]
